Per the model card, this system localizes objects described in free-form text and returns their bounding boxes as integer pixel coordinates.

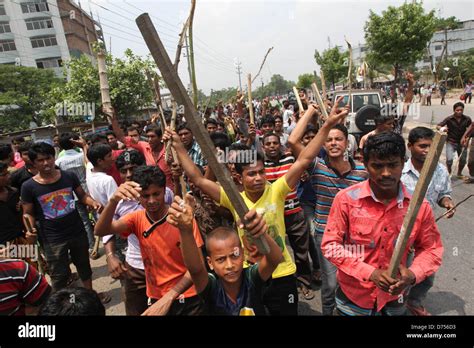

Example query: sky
[85,0,473,94]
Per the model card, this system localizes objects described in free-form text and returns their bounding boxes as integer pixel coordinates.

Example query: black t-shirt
[10,167,34,192]
[437,114,472,144]
[0,187,23,244]
[199,264,266,316]
[21,171,85,244]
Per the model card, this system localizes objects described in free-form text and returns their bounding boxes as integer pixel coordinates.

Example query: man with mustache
[322,132,443,315]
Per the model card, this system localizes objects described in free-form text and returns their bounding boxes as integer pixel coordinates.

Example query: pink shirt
[321,180,443,312]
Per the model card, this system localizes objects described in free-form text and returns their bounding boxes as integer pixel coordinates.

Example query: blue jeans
[76,202,95,249]
[406,251,435,308]
[301,202,320,272]
[315,233,337,315]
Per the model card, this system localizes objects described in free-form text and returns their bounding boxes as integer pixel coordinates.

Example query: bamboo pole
[247,74,255,125]
[188,0,198,106]
[97,49,112,123]
[293,86,304,111]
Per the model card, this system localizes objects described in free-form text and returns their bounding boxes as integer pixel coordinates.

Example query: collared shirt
[188,140,207,168]
[321,180,443,312]
[437,114,472,144]
[310,156,368,234]
[401,159,452,209]
[124,137,173,190]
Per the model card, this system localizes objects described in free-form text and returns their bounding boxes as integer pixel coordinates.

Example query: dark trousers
[42,232,92,291]
[122,262,148,316]
[284,210,311,287]
[262,274,298,315]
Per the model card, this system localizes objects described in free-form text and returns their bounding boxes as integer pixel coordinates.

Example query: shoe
[89,249,100,260]
[98,292,111,305]
[406,303,431,316]
[298,284,315,300]
[463,177,474,184]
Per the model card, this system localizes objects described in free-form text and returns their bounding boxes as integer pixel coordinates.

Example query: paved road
[80,97,474,315]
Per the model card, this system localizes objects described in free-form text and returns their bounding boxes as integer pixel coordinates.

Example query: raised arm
[285,97,348,189]
[94,182,141,237]
[163,128,221,203]
[287,104,320,158]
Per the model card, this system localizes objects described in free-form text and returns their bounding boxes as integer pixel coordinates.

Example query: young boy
[94,166,204,315]
[168,194,282,315]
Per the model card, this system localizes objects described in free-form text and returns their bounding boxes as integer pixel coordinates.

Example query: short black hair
[0,162,8,172]
[234,151,264,175]
[262,132,281,144]
[331,124,348,139]
[260,115,275,128]
[12,136,25,144]
[115,150,145,169]
[18,140,33,154]
[39,287,105,316]
[210,132,231,150]
[28,142,55,162]
[205,119,218,127]
[145,124,163,137]
[89,133,107,145]
[303,124,317,137]
[177,123,192,133]
[0,144,12,161]
[273,115,283,122]
[132,165,166,190]
[453,102,464,111]
[58,132,79,150]
[105,131,117,138]
[408,127,434,144]
[127,126,140,134]
[205,227,241,254]
[87,144,112,167]
[374,110,394,126]
[363,131,406,162]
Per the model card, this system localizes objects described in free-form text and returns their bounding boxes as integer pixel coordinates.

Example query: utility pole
[235,58,243,92]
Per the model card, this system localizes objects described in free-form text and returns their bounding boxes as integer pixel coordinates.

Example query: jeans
[301,202,320,272]
[315,233,338,315]
[406,251,435,308]
[446,142,467,173]
[76,202,95,249]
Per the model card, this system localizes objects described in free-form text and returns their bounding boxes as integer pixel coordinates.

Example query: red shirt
[105,149,123,186]
[124,137,174,190]
[321,180,443,312]
[120,210,203,300]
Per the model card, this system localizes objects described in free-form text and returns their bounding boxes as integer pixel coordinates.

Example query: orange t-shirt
[120,210,203,300]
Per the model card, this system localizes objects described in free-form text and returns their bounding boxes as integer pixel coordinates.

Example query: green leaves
[314,47,351,88]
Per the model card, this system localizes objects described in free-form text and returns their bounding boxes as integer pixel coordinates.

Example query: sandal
[311,270,322,284]
[464,177,474,184]
[98,292,111,304]
[298,284,315,300]
[89,249,100,260]
[406,303,431,316]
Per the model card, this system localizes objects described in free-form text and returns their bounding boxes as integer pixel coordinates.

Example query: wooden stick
[97,50,113,123]
[252,47,273,84]
[311,82,328,120]
[293,86,304,112]
[174,18,190,70]
[320,69,327,100]
[344,37,353,108]
[247,74,255,125]
[136,13,270,254]
[388,132,447,278]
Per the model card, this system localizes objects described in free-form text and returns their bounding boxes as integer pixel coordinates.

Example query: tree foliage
[0,65,64,132]
[314,47,349,89]
[364,2,437,83]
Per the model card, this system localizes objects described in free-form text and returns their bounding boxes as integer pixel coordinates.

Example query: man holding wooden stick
[322,132,443,315]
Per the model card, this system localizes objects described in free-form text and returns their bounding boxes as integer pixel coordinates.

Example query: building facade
[0,0,99,76]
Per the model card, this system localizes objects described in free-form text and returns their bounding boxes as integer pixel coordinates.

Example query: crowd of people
[0,74,473,317]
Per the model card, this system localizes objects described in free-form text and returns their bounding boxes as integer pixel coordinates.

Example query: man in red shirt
[322,132,443,315]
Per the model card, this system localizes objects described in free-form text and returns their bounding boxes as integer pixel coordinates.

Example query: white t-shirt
[86,170,118,244]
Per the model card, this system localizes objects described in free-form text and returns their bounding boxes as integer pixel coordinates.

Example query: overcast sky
[87,0,473,94]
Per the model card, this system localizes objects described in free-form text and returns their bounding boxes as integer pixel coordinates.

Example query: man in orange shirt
[322,132,443,315]
[95,166,202,315]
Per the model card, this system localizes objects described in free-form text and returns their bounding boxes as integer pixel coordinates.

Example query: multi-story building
[0,0,100,76]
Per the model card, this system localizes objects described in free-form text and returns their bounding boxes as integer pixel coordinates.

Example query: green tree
[314,47,349,89]
[0,65,64,132]
[439,48,474,88]
[60,49,156,122]
[297,73,315,89]
[364,2,437,97]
